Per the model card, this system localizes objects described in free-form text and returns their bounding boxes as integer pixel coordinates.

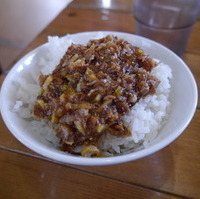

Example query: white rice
[12,34,172,155]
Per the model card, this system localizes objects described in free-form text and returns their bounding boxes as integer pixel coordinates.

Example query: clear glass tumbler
[133,0,200,56]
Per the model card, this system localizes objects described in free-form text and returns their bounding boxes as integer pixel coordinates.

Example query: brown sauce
[34,35,160,156]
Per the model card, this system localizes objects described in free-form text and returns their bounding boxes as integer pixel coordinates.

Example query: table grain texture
[0,1,200,199]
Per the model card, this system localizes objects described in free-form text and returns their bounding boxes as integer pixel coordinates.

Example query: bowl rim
[0,31,198,166]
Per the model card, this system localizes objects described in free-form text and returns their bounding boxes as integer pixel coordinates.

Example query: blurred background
[0,0,71,71]
[0,0,133,72]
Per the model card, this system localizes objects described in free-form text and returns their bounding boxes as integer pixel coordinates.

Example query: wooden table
[0,1,200,198]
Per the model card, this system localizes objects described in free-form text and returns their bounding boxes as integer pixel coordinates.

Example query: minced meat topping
[34,35,160,156]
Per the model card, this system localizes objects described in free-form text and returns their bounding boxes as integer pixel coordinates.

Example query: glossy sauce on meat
[34,35,160,156]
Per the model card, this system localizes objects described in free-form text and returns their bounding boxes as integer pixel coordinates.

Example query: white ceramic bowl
[0,31,198,166]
